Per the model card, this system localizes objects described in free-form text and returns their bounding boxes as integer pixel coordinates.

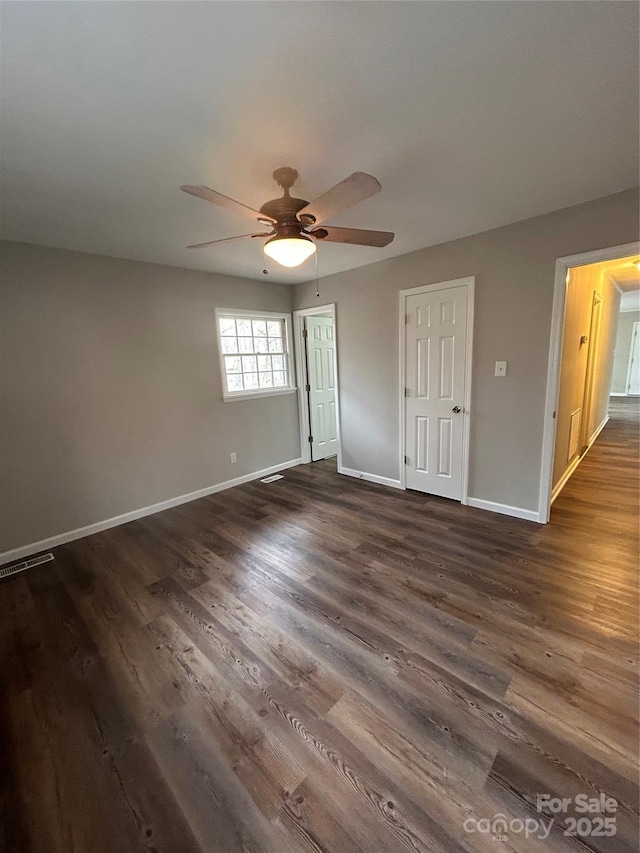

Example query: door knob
[452,406,461,413]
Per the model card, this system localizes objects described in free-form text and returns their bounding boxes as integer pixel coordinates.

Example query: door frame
[579,290,603,451]
[398,276,475,500]
[293,303,342,467]
[538,240,639,523]
[625,321,640,395]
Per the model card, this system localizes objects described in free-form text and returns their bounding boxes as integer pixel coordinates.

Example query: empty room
[1,2,638,852]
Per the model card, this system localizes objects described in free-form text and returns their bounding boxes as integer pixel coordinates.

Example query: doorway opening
[293,304,341,467]
[611,267,640,398]
[609,268,640,425]
[539,242,640,521]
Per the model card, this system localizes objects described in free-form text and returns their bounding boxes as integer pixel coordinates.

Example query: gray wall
[552,263,620,489]
[611,310,640,394]
[0,242,300,553]
[294,188,639,513]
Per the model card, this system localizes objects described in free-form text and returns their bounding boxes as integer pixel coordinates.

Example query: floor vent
[0,552,55,580]
[260,474,284,484]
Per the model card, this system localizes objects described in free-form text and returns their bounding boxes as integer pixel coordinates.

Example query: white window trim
[214,307,297,402]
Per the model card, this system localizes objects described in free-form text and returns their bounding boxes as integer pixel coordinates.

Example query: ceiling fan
[181,167,394,268]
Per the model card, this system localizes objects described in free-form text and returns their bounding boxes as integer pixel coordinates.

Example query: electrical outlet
[230,452,237,463]
[495,361,507,377]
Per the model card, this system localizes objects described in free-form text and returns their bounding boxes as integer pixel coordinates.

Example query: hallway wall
[552,263,620,490]
[611,309,640,394]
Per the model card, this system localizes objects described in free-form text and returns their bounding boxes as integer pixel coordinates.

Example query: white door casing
[580,291,603,449]
[306,316,339,460]
[400,278,474,501]
[626,321,640,395]
[539,240,639,523]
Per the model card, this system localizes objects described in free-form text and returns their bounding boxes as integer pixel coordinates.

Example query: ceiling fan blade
[187,232,271,249]
[298,172,382,225]
[310,225,394,247]
[181,185,276,224]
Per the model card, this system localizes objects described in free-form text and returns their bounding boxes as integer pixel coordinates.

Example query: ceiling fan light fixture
[264,234,316,268]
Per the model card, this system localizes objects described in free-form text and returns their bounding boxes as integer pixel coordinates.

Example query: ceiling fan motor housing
[259,166,316,236]
[259,195,309,226]
[266,223,312,244]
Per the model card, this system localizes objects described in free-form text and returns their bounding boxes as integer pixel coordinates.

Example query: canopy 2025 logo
[463,793,618,841]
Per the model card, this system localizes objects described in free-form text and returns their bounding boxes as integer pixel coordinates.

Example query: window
[215,309,295,400]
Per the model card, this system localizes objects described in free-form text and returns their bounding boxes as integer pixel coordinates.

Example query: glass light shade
[264,235,316,268]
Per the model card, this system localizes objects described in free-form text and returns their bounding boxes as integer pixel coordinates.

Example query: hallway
[551,395,639,543]
[0,402,638,852]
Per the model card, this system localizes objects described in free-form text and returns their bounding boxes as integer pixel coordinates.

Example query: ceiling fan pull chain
[315,248,320,298]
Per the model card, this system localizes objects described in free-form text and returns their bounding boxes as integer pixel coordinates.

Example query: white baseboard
[338,466,403,490]
[339,466,538,521]
[466,497,541,523]
[590,414,610,444]
[609,392,627,397]
[550,454,582,505]
[550,414,609,506]
[0,458,303,566]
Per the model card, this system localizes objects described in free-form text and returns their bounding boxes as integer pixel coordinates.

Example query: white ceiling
[599,256,640,313]
[1,2,638,284]
[620,291,640,313]
[600,257,640,292]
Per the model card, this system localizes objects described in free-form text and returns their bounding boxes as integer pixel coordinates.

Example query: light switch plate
[495,361,507,377]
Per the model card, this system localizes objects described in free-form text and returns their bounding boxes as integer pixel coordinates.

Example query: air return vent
[260,474,284,484]
[0,552,54,580]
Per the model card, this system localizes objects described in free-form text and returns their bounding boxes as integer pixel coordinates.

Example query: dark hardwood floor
[1,403,638,852]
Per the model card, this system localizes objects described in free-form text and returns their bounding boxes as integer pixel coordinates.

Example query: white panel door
[404,286,468,499]
[627,322,640,395]
[306,316,339,460]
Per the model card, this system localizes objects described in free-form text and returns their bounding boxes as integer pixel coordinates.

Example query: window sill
[222,387,297,402]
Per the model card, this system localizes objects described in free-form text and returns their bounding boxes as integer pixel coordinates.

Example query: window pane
[227,373,244,391]
[217,312,290,396]
[257,355,271,372]
[221,336,238,354]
